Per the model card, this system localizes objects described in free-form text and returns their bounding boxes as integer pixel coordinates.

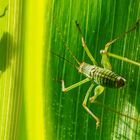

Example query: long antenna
[112,19,140,43]
[94,101,140,123]
[51,51,78,70]
[54,19,81,65]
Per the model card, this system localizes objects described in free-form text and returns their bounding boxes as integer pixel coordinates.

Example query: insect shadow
[0,32,15,73]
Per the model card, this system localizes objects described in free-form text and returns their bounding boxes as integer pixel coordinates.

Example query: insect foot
[96,120,100,129]
[82,100,100,129]
[61,80,67,92]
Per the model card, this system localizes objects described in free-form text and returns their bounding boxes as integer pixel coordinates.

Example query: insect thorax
[78,62,126,88]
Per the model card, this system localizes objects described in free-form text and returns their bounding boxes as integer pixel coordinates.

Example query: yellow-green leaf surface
[0,0,53,140]
[0,0,22,139]
[0,0,140,140]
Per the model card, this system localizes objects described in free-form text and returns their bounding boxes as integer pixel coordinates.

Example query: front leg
[62,78,91,93]
[75,21,97,65]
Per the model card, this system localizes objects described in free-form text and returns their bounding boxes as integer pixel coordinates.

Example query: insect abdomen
[91,67,124,88]
[79,62,126,88]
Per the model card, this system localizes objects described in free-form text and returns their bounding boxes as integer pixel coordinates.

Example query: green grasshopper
[57,19,140,128]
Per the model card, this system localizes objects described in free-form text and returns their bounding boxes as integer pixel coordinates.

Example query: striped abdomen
[78,62,126,88]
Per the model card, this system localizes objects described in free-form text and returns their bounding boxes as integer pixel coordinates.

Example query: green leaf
[0,0,23,140]
[0,0,140,140]
[50,0,140,140]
